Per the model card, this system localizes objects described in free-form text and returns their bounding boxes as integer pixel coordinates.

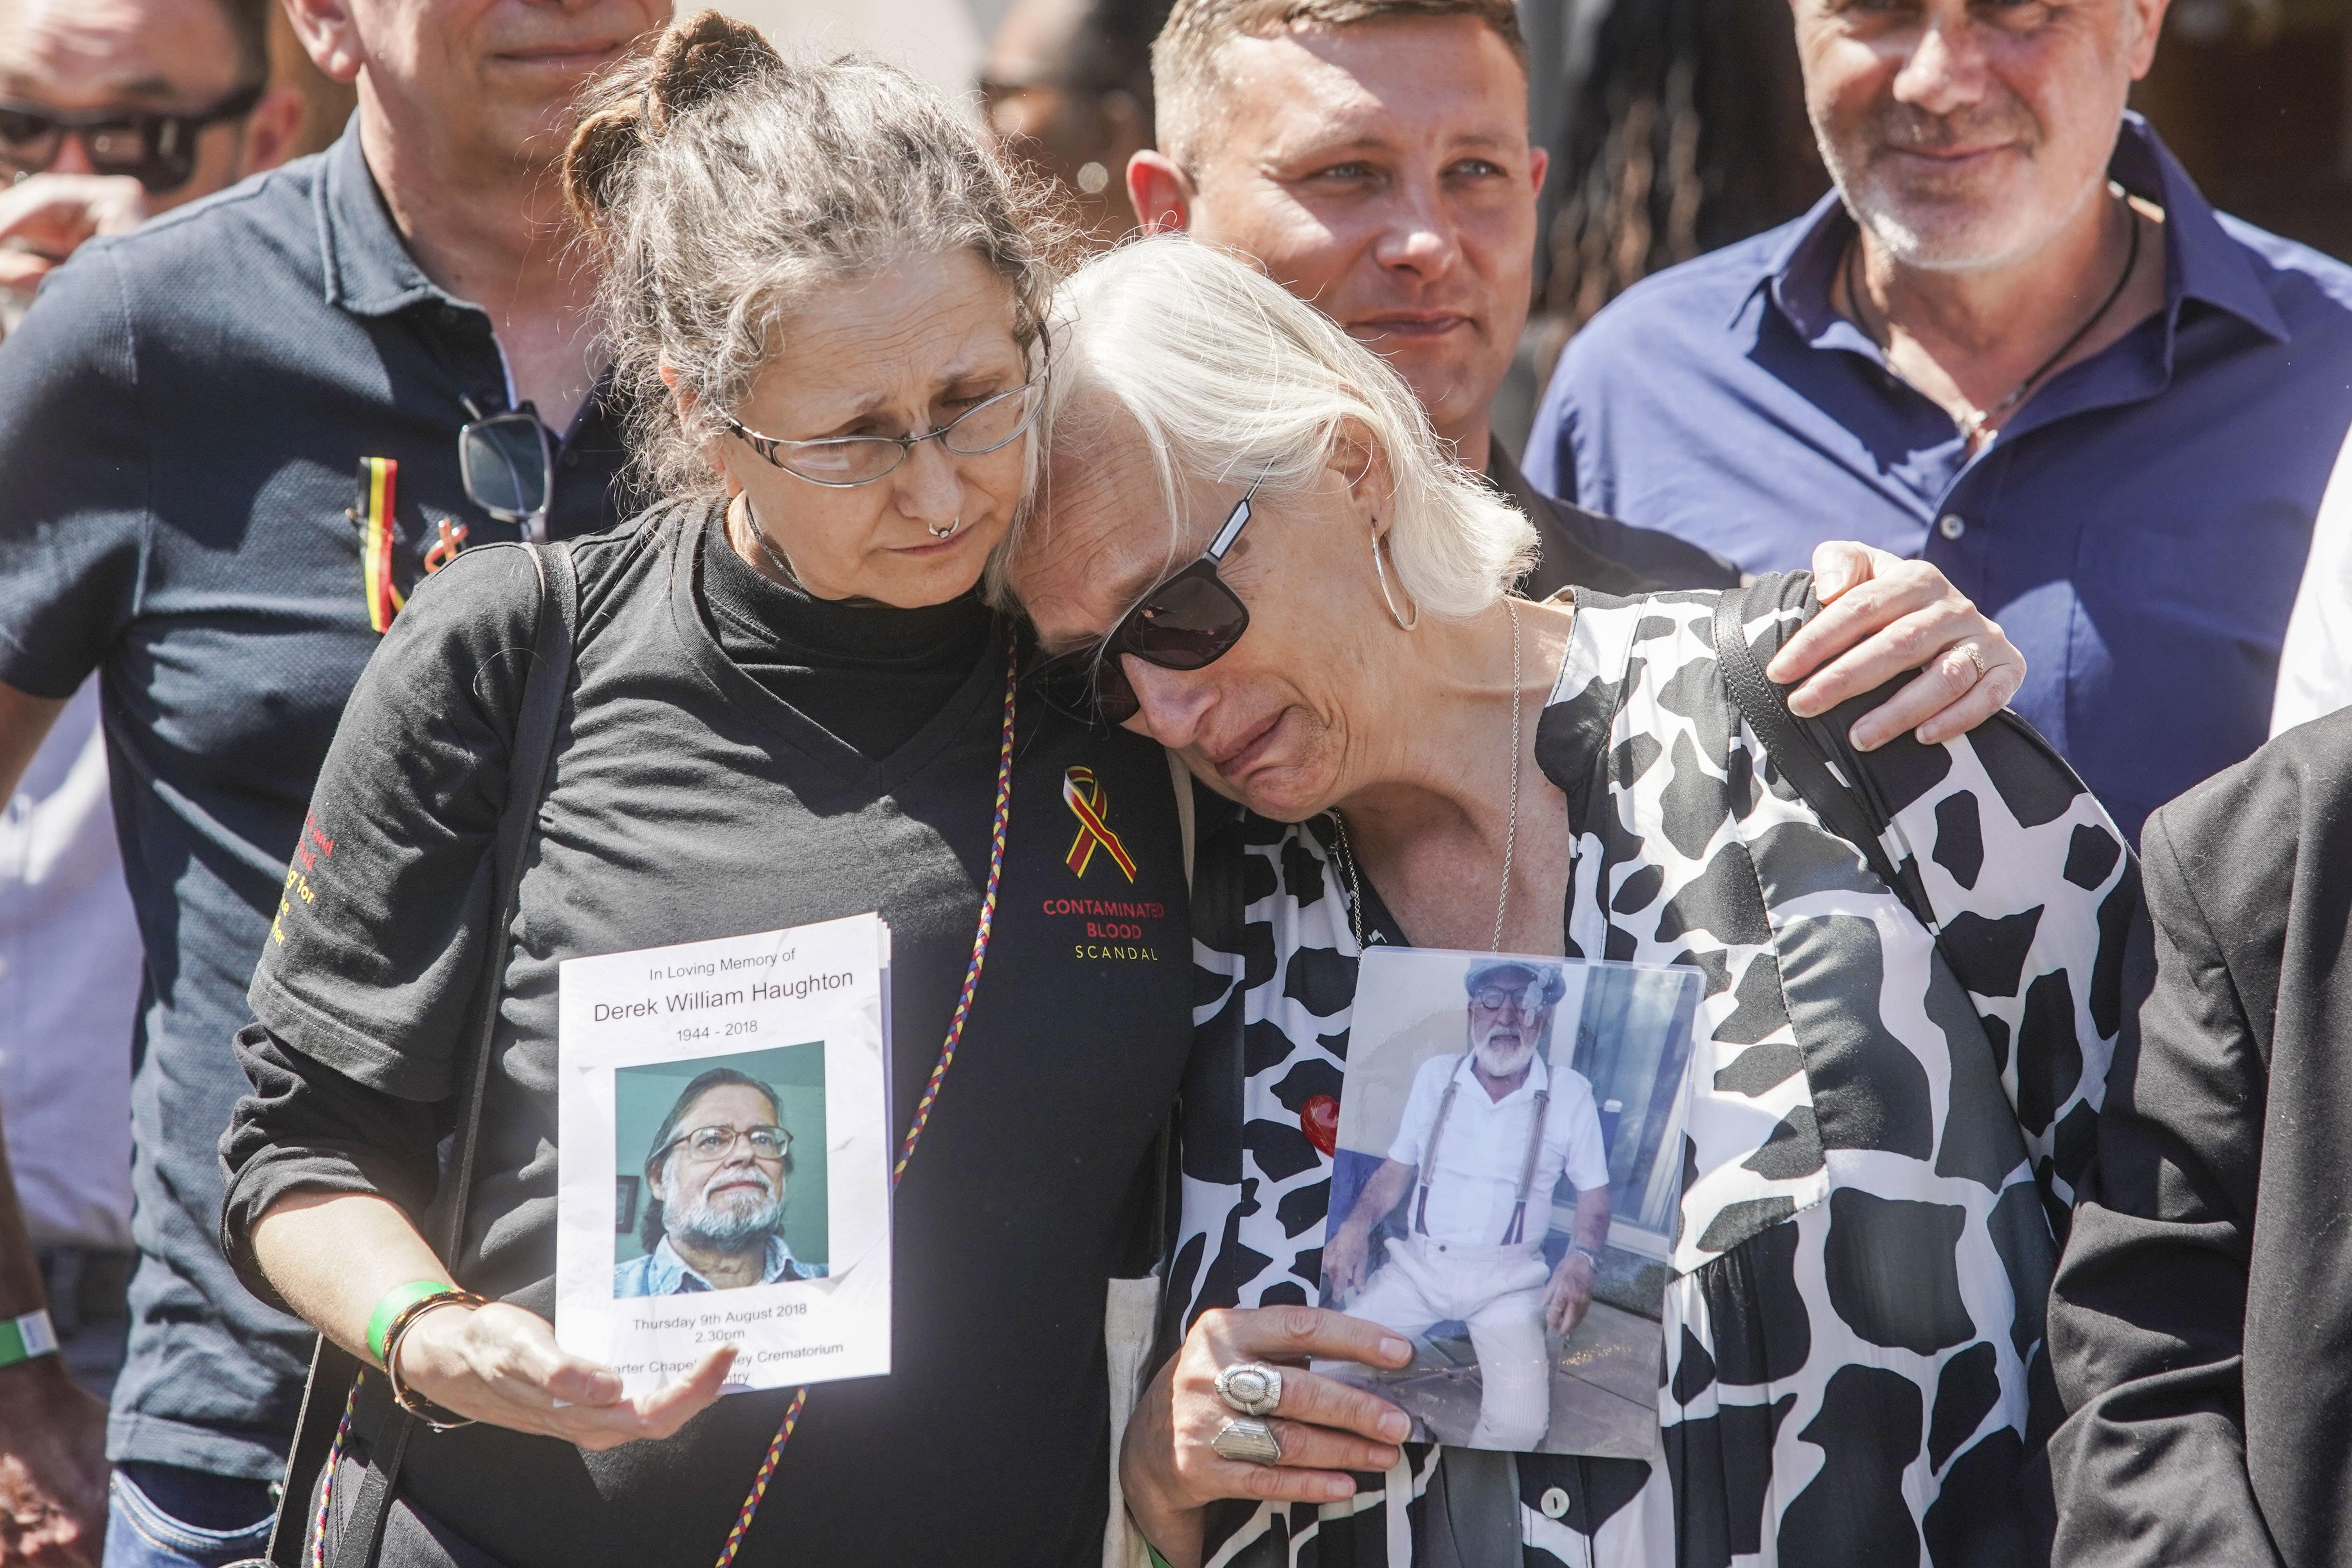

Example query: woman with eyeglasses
[219,15,2028,1568]
[217,17,1198,1568]
[1002,237,2136,1568]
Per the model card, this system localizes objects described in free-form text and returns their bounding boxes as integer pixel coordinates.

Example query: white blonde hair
[1001,234,1533,618]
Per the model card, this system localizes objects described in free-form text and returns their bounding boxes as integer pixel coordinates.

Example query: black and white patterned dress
[1173,578,2137,1568]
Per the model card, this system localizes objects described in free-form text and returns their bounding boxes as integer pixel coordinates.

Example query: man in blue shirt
[1529,0,2352,843]
[0,0,663,1560]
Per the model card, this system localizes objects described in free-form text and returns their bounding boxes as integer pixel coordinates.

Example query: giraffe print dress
[1172,575,2137,1568]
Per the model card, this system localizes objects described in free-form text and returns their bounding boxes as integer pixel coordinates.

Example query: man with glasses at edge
[0,0,304,341]
[613,1071,826,1299]
[0,0,665,1562]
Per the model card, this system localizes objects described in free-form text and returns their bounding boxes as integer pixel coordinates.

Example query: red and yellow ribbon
[1063,765,1136,882]
[358,456,405,634]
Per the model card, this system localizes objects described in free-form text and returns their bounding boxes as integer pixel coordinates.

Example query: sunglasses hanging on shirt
[0,84,264,195]
[458,398,556,541]
[1028,471,1264,728]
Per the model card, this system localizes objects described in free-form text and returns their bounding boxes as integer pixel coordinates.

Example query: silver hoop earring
[928,517,961,540]
[1371,524,1418,631]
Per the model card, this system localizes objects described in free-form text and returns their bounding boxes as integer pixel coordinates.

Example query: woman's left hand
[1763,541,2027,751]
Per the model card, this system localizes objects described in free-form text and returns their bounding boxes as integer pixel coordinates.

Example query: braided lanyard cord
[311,1381,362,1568]
[714,627,1021,1568]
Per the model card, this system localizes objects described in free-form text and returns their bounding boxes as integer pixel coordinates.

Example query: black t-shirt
[0,125,632,1479]
[698,503,991,757]
[221,502,1194,1566]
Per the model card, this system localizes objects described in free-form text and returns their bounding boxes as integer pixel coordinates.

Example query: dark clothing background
[1489,443,1738,600]
[221,505,1196,1566]
[2049,707,2352,1566]
[0,124,630,1479]
[1533,115,2352,843]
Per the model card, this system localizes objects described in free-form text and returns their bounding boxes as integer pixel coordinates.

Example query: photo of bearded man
[613,1065,829,1297]
[1323,958,1613,1451]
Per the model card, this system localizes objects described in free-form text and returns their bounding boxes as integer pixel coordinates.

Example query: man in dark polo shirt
[0,0,664,1559]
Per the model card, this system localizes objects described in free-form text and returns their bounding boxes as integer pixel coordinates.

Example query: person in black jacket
[2050,706,2352,1567]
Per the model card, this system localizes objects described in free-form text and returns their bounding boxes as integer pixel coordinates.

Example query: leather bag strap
[270,542,577,1568]
[1708,581,1933,932]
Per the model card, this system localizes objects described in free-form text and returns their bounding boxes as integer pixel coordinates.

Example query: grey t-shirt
[222,505,1195,1565]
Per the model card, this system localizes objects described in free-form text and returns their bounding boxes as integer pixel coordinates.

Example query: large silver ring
[1210,1415,1282,1465]
[928,516,960,540]
[1215,1362,1284,1417]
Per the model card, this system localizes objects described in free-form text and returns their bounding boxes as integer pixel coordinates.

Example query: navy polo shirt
[0,122,632,1479]
[1529,115,2352,841]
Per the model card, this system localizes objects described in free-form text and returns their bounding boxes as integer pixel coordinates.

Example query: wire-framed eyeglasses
[716,380,1044,488]
[661,1124,792,1164]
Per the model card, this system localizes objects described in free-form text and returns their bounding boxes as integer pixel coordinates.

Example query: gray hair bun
[560,10,1067,500]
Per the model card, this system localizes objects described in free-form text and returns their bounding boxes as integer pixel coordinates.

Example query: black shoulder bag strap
[263,540,579,1568]
[1709,576,1939,937]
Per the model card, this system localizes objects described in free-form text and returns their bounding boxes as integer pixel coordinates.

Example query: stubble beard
[1816,98,2088,276]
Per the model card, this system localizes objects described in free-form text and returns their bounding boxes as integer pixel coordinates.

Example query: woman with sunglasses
[215,18,1199,1567]
[1004,237,2134,1568]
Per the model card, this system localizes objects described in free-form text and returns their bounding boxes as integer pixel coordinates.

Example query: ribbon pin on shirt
[1062,766,1137,883]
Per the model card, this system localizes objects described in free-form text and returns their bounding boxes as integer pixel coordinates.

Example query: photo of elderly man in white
[613,1067,828,1297]
[1324,959,1612,1451]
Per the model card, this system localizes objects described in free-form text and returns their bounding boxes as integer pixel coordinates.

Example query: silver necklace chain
[1494,597,1521,952]
[1332,597,1522,954]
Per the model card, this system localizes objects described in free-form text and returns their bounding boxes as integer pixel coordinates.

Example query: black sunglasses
[1030,473,1263,727]
[458,398,555,539]
[0,84,264,195]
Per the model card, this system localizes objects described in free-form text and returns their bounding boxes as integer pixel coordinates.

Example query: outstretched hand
[1765,540,2026,752]
[394,1300,736,1452]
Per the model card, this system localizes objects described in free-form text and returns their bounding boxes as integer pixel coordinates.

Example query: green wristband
[0,1308,56,1369]
[368,1280,458,1364]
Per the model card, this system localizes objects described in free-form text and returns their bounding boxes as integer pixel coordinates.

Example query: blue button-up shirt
[612,1233,826,1296]
[1528,116,2352,840]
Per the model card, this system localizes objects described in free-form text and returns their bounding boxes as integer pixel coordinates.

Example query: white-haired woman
[1004,237,2135,1568]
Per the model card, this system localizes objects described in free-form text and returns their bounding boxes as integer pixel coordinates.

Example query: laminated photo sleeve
[1316,946,1701,1455]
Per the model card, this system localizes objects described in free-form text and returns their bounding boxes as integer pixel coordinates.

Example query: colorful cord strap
[714,627,1020,1568]
[310,1379,360,1568]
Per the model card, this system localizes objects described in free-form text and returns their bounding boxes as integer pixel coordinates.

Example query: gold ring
[1960,644,1988,683]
